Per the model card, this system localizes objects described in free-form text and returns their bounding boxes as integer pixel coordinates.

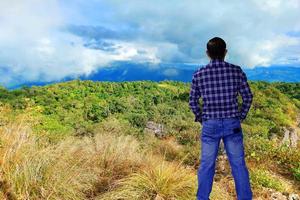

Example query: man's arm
[189,72,202,123]
[238,69,253,122]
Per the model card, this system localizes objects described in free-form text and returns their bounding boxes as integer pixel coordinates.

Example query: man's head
[206,37,227,60]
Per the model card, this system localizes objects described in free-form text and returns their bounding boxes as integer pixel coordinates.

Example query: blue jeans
[196,117,253,200]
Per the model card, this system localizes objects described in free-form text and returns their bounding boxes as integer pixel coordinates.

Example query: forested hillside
[0,80,299,199]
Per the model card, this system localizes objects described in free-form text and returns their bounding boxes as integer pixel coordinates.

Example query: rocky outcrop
[289,194,300,200]
[268,188,300,200]
[280,114,299,148]
[271,191,287,200]
[144,121,165,138]
[290,128,299,148]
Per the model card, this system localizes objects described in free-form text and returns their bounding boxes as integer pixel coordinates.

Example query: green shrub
[125,112,148,128]
[292,165,300,181]
[250,169,284,192]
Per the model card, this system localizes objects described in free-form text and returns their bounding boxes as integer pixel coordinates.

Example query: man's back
[189,59,253,123]
[190,37,253,200]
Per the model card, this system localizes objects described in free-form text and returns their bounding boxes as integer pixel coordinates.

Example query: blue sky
[0,0,300,87]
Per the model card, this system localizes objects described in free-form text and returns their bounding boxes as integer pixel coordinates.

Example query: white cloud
[1,0,300,87]
[104,0,300,67]
[0,0,159,87]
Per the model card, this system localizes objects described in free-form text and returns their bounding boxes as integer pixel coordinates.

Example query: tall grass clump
[0,119,96,199]
[99,157,197,200]
[91,132,144,195]
[0,109,144,199]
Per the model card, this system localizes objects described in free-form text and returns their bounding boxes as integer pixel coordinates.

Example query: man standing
[189,37,253,200]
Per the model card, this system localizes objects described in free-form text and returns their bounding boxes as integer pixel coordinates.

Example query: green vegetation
[250,169,285,192]
[0,80,299,199]
[292,164,300,181]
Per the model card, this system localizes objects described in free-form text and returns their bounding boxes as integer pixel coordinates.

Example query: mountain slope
[0,80,299,199]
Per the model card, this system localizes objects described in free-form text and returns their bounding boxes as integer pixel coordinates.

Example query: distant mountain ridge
[6,62,300,89]
[244,66,300,82]
[80,62,300,83]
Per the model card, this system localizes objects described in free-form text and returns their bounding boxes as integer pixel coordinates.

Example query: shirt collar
[209,59,225,64]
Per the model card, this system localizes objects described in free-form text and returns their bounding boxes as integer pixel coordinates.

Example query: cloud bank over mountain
[0,0,300,87]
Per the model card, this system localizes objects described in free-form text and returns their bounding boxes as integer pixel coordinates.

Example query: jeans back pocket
[201,121,217,138]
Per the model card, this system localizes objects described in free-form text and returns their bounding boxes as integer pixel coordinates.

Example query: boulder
[289,193,300,200]
[144,121,165,138]
[280,127,298,148]
[271,191,287,200]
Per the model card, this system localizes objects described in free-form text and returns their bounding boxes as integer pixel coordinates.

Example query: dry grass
[0,114,144,199]
[210,181,234,200]
[99,156,197,200]
[0,116,197,200]
[147,137,185,161]
[1,106,298,199]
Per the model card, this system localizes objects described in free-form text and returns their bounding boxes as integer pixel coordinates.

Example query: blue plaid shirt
[189,59,253,123]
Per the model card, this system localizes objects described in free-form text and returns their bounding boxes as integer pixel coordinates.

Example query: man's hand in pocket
[195,115,202,125]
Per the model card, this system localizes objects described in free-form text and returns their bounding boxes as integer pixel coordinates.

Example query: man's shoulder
[193,62,212,73]
[192,65,205,77]
[223,61,246,76]
[224,61,242,70]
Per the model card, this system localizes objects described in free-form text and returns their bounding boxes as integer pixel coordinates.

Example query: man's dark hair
[206,37,226,59]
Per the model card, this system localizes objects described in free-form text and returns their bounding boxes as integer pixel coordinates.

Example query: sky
[0,0,300,87]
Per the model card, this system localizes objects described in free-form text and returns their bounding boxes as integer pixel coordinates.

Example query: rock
[215,153,232,178]
[280,126,299,148]
[281,114,300,148]
[281,127,290,146]
[144,121,165,138]
[289,193,300,200]
[290,129,299,148]
[271,191,287,200]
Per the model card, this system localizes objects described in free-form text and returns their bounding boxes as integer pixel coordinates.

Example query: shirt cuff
[239,114,246,121]
[195,115,202,123]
